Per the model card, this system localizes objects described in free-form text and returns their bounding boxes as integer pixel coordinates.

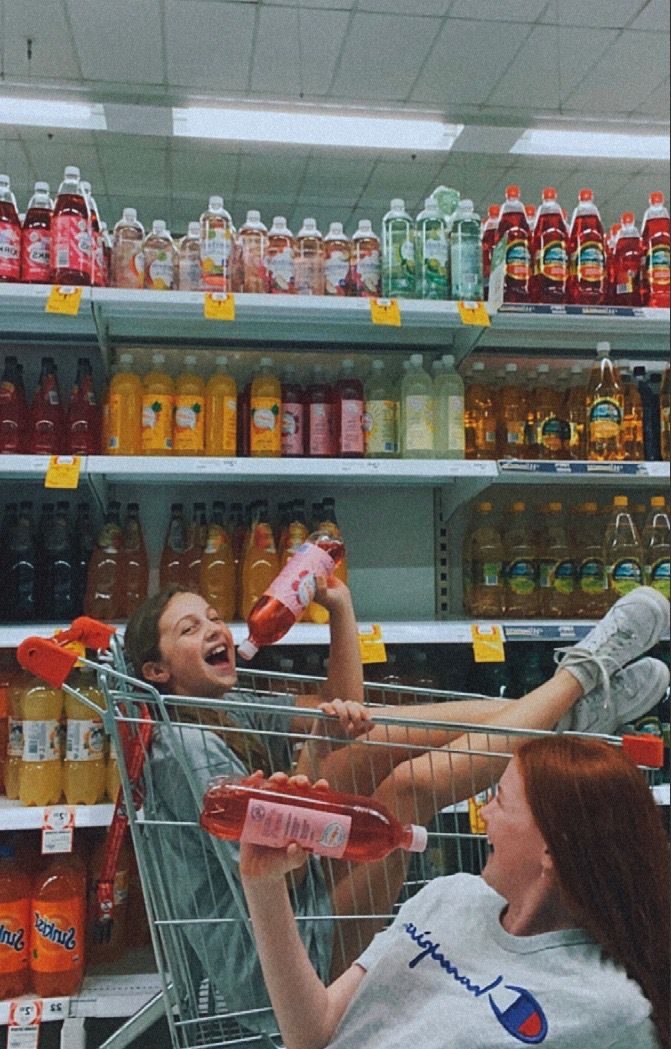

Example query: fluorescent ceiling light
[173,106,463,151]
[511,128,669,160]
[0,97,107,131]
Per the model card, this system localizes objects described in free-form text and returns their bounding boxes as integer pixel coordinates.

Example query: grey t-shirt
[141,690,333,1041]
[327,873,658,1049]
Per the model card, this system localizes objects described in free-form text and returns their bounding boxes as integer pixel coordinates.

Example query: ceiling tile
[265,0,354,8]
[358,0,451,14]
[630,0,671,30]
[164,1,256,92]
[635,77,671,116]
[330,13,439,101]
[540,0,647,27]
[562,31,671,112]
[3,0,82,79]
[65,0,165,84]
[19,135,103,192]
[0,142,34,206]
[449,0,547,21]
[250,7,350,96]
[97,142,169,193]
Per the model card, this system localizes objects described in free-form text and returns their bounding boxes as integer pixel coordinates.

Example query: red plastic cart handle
[621,733,665,769]
[17,617,116,688]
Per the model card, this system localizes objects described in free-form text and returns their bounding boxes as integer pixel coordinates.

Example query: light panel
[511,128,669,160]
[0,97,107,131]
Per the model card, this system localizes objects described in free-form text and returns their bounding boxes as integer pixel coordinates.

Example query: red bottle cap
[505,185,520,199]
[578,188,593,202]
[525,204,536,219]
[610,223,621,236]
[650,191,664,205]
[542,187,557,200]
[488,204,500,218]
[621,211,635,225]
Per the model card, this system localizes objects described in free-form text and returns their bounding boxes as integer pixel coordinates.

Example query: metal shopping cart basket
[17,618,665,1049]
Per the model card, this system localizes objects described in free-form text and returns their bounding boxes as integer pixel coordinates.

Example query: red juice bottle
[306,365,335,458]
[611,212,642,307]
[334,359,364,458]
[481,203,500,299]
[605,223,621,305]
[200,774,427,861]
[281,364,305,458]
[497,185,531,303]
[29,357,64,454]
[21,182,53,284]
[567,188,606,305]
[641,191,670,308]
[0,174,21,283]
[531,187,568,304]
[81,180,102,286]
[66,357,100,454]
[50,166,91,286]
[0,356,27,454]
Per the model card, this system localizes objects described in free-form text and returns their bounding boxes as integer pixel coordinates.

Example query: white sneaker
[554,587,670,702]
[558,657,670,735]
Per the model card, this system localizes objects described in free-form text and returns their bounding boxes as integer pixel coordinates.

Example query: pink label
[21,228,51,281]
[51,214,91,274]
[309,402,333,456]
[241,796,351,858]
[281,401,304,455]
[0,223,21,280]
[266,542,335,617]
[340,398,364,454]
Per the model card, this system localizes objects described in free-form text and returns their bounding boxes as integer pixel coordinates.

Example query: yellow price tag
[204,291,236,321]
[358,623,387,665]
[471,623,505,663]
[45,285,83,316]
[457,300,490,326]
[468,790,492,834]
[44,455,81,489]
[370,298,401,327]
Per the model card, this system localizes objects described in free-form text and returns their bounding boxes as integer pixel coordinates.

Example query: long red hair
[516,735,670,1049]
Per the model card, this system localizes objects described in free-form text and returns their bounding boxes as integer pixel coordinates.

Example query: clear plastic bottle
[530,187,568,304]
[5,672,25,800]
[640,191,670,308]
[173,354,205,456]
[534,364,564,460]
[206,355,237,457]
[265,216,295,294]
[349,220,381,297]
[364,358,398,458]
[8,502,37,620]
[306,364,335,458]
[450,199,483,300]
[159,503,187,589]
[63,668,105,805]
[199,195,234,290]
[464,501,504,618]
[241,503,280,621]
[29,356,64,455]
[30,854,86,996]
[605,222,621,304]
[586,341,624,461]
[106,351,143,455]
[184,502,208,592]
[572,502,610,618]
[40,500,76,620]
[84,501,123,620]
[117,502,149,619]
[0,173,21,282]
[400,354,433,459]
[334,359,365,458]
[481,203,500,301]
[605,495,643,600]
[80,180,103,286]
[19,676,64,806]
[66,356,100,455]
[538,502,575,617]
[236,210,268,293]
[565,363,587,460]
[250,357,281,457]
[111,207,145,289]
[141,351,174,454]
[21,181,53,284]
[50,166,91,286]
[611,212,642,307]
[433,354,464,459]
[496,185,531,303]
[294,218,325,296]
[568,188,606,305]
[200,501,236,622]
[382,199,415,298]
[503,501,538,617]
[464,361,496,460]
[415,198,448,300]
[323,222,350,297]
[642,496,670,599]
[143,220,177,290]
[178,221,202,291]
[280,364,304,458]
[498,363,527,458]
[620,362,644,461]
[0,354,28,454]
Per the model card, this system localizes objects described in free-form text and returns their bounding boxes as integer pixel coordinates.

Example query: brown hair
[516,735,670,1048]
[125,585,273,776]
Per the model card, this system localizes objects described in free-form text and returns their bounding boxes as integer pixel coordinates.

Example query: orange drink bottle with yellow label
[0,844,31,999]
[200,501,236,621]
[63,669,106,805]
[19,675,64,806]
[173,354,205,456]
[241,503,280,621]
[5,670,25,800]
[30,854,86,996]
[105,352,143,456]
[141,351,174,455]
[250,358,281,457]
[206,354,237,457]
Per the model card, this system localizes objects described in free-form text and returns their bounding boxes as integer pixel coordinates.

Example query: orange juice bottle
[30,854,86,996]
[141,351,174,455]
[19,676,64,806]
[5,670,24,800]
[86,832,130,964]
[63,669,106,806]
[173,354,205,456]
[241,503,280,620]
[205,354,237,457]
[106,351,143,456]
[0,843,31,999]
[200,500,236,621]
[250,357,281,457]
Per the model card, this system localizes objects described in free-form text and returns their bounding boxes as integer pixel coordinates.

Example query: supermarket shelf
[497,459,670,482]
[0,797,113,830]
[0,283,95,341]
[0,970,162,1025]
[479,303,670,356]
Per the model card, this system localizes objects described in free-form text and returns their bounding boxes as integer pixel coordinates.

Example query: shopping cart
[17,618,665,1049]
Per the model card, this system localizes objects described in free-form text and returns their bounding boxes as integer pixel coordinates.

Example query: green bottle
[415,198,449,300]
[382,198,415,298]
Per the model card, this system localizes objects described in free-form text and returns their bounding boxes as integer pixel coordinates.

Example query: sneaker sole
[617,586,670,653]
[614,657,670,727]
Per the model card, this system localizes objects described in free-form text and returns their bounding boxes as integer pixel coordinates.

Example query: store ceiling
[0,0,669,233]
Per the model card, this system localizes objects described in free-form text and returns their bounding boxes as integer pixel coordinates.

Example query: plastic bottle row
[0,355,100,456]
[465,345,671,462]
[0,830,151,1001]
[464,493,670,620]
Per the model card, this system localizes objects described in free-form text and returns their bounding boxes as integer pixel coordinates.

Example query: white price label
[41,805,75,855]
[8,1001,42,1049]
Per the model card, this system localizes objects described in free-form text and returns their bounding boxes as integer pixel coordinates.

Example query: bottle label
[504,237,531,282]
[610,559,642,596]
[141,394,174,452]
[240,796,351,859]
[647,558,670,598]
[419,227,448,297]
[573,240,605,284]
[52,214,91,273]
[22,720,60,762]
[473,560,503,587]
[65,718,105,762]
[505,422,525,446]
[536,239,567,281]
[0,898,29,974]
[98,522,122,553]
[204,523,227,554]
[267,542,336,617]
[324,251,350,295]
[294,255,324,296]
[201,228,232,286]
[251,396,281,454]
[0,222,21,280]
[145,250,175,290]
[179,254,202,291]
[446,395,465,452]
[340,399,364,454]
[284,522,309,557]
[308,403,333,456]
[553,559,576,594]
[251,523,276,553]
[579,558,607,593]
[112,242,144,288]
[505,559,537,595]
[538,558,554,590]
[537,415,562,453]
[589,398,622,440]
[31,898,84,971]
[384,224,415,295]
[8,717,23,758]
[364,399,398,455]
[645,245,670,287]
[351,248,380,296]
[21,228,51,281]
[451,240,482,299]
[404,395,433,452]
[281,402,304,456]
[174,395,205,452]
[266,248,295,293]
[241,237,268,292]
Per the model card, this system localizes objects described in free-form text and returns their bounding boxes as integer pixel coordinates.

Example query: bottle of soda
[534,364,564,460]
[496,185,531,303]
[503,501,538,617]
[620,362,644,461]
[306,364,335,459]
[29,357,64,455]
[0,355,28,454]
[50,166,91,285]
[571,502,609,618]
[565,363,587,460]
[201,774,427,861]
[21,181,53,284]
[381,200,415,299]
[66,357,100,455]
[40,500,76,620]
[349,220,380,297]
[236,210,268,293]
[84,501,123,620]
[280,364,305,458]
[364,358,398,459]
[159,503,187,590]
[640,191,670,308]
[538,502,575,617]
[265,217,295,294]
[642,496,670,599]
[110,207,145,289]
[117,502,149,619]
[605,222,621,304]
[530,187,568,303]
[498,362,527,458]
[0,844,31,999]
[200,500,236,622]
[567,189,606,305]
[184,502,208,593]
[0,174,21,283]
[481,203,500,301]
[205,354,237,458]
[8,502,36,619]
[586,342,624,461]
[177,222,202,291]
[199,195,234,290]
[611,212,642,307]
[74,502,95,615]
[294,218,325,296]
[450,200,483,301]
[464,362,496,460]
[605,496,643,601]
[30,854,86,997]
[323,222,351,297]
[334,359,365,458]
[81,180,103,286]
[400,354,434,459]
[143,220,177,291]
[463,501,504,618]
[415,198,448,300]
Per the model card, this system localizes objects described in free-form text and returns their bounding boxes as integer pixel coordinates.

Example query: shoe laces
[554,646,613,713]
